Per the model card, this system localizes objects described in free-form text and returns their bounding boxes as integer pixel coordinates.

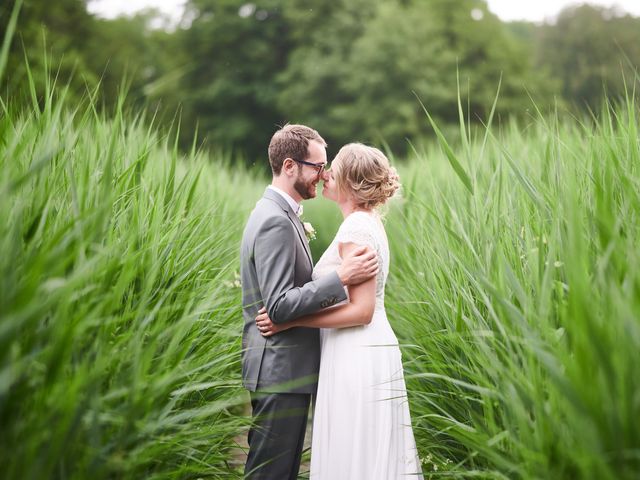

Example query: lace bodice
[313,211,390,309]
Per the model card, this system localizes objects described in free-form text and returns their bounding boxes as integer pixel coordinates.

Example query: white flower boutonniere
[303,221,316,241]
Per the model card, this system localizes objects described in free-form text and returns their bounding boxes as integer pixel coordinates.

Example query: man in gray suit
[240,124,377,479]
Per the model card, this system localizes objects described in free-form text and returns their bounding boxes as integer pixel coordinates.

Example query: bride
[256,143,423,479]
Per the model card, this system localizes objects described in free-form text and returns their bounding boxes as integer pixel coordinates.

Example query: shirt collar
[267,185,303,217]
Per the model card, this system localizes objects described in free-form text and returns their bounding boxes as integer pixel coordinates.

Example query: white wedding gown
[310,211,423,479]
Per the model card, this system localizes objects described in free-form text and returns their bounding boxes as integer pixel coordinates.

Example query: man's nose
[321,170,330,181]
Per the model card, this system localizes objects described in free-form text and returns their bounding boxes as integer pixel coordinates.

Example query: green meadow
[2,44,639,480]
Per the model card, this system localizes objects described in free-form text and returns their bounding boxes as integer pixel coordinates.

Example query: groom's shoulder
[246,198,288,229]
[253,197,285,218]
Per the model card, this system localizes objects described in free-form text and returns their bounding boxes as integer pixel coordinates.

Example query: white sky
[87,0,640,23]
[486,0,640,21]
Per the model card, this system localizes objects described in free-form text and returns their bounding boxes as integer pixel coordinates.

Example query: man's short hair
[268,124,327,175]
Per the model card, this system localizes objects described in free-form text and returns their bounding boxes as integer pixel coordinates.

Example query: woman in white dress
[256,143,423,479]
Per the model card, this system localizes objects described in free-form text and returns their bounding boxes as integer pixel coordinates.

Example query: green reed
[0,61,266,476]
[385,95,640,478]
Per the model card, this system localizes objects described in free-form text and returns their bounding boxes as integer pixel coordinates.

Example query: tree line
[2,0,639,161]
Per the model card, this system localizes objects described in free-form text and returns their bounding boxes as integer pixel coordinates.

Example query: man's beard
[293,174,316,200]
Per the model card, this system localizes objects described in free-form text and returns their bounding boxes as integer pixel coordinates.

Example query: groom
[240,124,378,479]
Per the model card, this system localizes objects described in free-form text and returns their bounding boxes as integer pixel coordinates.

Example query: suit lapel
[286,208,313,267]
[263,188,313,268]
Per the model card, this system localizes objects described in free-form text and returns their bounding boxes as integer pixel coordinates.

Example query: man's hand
[336,244,378,286]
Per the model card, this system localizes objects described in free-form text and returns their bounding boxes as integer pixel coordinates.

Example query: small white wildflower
[225,272,242,289]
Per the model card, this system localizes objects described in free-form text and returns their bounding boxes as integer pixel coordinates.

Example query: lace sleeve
[334,212,376,250]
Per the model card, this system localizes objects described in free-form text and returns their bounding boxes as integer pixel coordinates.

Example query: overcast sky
[87,0,640,23]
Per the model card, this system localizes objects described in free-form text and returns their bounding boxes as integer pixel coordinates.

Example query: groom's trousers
[245,392,311,480]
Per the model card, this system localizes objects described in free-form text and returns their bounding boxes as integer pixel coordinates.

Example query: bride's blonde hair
[331,143,400,210]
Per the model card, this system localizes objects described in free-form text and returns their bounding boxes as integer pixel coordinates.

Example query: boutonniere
[302,221,316,241]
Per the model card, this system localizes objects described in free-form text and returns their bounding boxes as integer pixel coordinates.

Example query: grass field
[2,50,639,478]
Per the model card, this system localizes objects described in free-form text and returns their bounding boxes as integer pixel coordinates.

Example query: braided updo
[331,143,400,210]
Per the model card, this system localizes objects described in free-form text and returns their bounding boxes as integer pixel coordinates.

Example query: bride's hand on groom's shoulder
[256,307,282,337]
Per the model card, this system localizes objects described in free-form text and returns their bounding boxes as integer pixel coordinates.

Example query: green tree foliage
[0,0,96,102]
[85,13,183,111]
[179,0,293,161]
[0,1,179,115]
[3,0,639,160]
[274,0,381,151]
[180,0,553,158]
[280,0,550,153]
[537,5,640,109]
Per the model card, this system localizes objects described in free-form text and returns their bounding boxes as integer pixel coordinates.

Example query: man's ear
[282,157,296,176]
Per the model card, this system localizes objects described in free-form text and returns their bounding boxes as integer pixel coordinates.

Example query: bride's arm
[256,242,376,335]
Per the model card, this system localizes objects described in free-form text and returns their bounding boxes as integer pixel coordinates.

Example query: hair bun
[382,166,400,199]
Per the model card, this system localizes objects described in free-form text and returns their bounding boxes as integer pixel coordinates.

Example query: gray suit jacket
[240,188,347,394]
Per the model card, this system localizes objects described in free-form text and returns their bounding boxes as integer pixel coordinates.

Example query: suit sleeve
[254,215,347,324]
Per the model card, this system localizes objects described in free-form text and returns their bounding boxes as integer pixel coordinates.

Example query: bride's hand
[256,307,283,337]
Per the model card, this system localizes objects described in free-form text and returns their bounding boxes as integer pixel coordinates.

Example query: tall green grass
[386,97,640,478]
[0,67,266,476]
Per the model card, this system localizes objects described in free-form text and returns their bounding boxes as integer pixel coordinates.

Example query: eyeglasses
[294,159,327,177]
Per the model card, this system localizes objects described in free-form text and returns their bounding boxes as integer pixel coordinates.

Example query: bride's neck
[338,200,372,219]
